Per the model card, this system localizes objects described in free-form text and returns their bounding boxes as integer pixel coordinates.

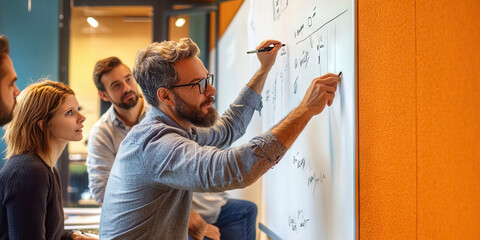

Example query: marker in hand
[247,44,285,54]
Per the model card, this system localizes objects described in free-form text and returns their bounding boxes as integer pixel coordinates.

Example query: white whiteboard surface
[216,0,355,239]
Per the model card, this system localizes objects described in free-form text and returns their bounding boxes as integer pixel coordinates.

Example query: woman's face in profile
[48,95,86,143]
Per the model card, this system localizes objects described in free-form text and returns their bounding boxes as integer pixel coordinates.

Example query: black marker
[247,44,285,54]
[338,71,342,78]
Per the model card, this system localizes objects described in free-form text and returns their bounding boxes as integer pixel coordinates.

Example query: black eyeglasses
[170,74,214,95]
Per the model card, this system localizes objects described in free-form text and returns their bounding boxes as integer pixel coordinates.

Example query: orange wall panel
[209,1,244,50]
[358,0,417,239]
[218,0,244,39]
[416,0,480,238]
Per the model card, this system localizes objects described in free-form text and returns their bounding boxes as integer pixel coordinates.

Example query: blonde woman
[0,80,96,239]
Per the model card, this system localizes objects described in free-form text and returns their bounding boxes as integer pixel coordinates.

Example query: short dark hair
[93,57,123,91]
[0,35,11,77]
[0,35,9,56]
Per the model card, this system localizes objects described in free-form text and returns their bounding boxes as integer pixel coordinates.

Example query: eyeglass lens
[199,75,213,94]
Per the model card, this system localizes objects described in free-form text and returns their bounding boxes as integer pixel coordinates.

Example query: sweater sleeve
[194,85,263,148]
[4,166,50,239]
[62,230,74,240]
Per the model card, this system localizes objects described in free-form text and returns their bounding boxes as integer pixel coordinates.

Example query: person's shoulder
[136,119,187,138]
[91,109,114,131]
[3,153,45,167]
[89,110,117,142]
[120,121,184,152]
[0,154,50,186]
[6,154,48,172]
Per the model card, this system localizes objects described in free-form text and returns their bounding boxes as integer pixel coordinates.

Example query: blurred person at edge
[0,35,21,126]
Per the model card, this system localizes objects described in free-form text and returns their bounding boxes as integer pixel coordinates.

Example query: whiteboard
[216,0,355,239]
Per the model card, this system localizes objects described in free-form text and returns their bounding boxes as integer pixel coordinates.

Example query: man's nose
[122,81,131,92]
[205,82,216,96]
[14,84,20,97]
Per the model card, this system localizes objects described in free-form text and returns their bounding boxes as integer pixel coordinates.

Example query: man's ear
[98,91,111,102]
[37,120,45,132]
[157,88,175,106]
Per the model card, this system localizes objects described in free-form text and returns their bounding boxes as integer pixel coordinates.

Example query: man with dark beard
[99,38,340,239]
[0,35,20,126]
[87,57,146,205]
[87,57,250,240]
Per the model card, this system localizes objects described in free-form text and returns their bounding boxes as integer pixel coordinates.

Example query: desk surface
[64,207,101,215]
[64,215,100,226]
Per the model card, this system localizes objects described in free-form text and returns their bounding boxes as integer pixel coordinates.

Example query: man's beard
[173,93,218,128]
[111,91,139,110]
[0,98,15,126]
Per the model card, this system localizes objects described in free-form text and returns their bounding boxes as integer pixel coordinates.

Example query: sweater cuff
[250,131,287,164]
[62,230,74,240]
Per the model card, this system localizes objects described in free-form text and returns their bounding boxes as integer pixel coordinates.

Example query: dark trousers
[188,199,257,240]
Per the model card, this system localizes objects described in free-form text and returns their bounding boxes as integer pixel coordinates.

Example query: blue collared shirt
[100,85,287,239]
[86,98,228,223]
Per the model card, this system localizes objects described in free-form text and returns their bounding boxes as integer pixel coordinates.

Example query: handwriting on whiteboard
[288,209,310,232]
[308,169,326,195]
[273,0,289,21]
[292,152,327,196]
